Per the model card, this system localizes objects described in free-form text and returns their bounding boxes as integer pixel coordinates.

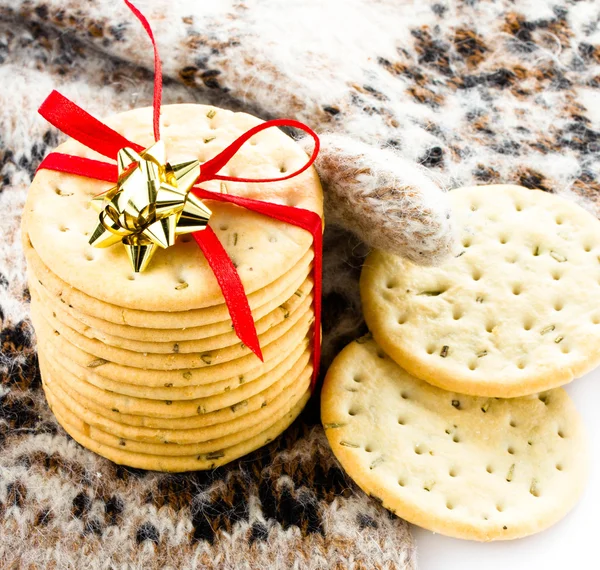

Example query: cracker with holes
[24,105,322,310]
[44,380,310,472]
[30,274,314,354]
[361,184,600,397]
[24,103,322,471]
[322,336,588,541]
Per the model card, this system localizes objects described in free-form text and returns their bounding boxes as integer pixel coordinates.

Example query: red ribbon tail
[193,226,263,361]
[311,229,322,390]
[124,0,162,142]
[191,188,323,388]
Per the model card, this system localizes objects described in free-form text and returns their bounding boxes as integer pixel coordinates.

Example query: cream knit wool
[1,0,599,567]
[307,134,454,265]
[1,0,460,265]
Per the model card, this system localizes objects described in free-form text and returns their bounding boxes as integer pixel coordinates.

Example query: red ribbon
[35,0,322,388]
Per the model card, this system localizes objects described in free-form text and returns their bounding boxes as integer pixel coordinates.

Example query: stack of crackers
[23,104,322,472]
[323,185,596,541]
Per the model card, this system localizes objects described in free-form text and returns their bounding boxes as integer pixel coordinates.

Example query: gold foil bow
[89,140,211,272]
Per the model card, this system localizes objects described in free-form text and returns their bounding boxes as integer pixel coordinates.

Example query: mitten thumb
[301,134,455,265]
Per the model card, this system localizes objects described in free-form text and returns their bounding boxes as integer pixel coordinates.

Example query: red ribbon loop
[124,0,162,142]
[39,91,142,159]
[199,119,320,184]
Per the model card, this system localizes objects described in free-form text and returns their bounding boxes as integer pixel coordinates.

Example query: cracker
[40,332,309,403]
[41,349,311,432]
[321,336,588,541]
[24,234,313,329]
[45,385,309,472]
[361,184,600,397]
[31,294,313,370]
[40,355,311,447]
[38,340,310,422]
[31,307,314,388]
[24,104,322,311]
[33,267,311,343]
[31,275,313,353]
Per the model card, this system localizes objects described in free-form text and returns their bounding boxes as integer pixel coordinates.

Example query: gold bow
[89,140,211,272]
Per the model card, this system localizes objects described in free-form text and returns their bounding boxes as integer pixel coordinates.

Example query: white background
[413,369,600,570]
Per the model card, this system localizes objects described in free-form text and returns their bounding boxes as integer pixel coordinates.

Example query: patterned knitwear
[0,0,599,567]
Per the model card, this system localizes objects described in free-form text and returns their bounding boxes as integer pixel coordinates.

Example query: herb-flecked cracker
[44,383,310,472]
[321,337,588,541]
[31,274,313,354]
[31,294,313,370]
[30,306,313,389]
[40,352,311,447]
[24,231,314,330]
[40,333,309,405]
[361,184,600,397]
[31,265,311,342]
[38,341,310,423]
[23,104,322,312]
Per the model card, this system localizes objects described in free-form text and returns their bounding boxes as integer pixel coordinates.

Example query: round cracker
[321,336,588,541]
[24,233,314,329]
[31,275,313,353]
[31,308,315,388]
[46,386,309,472]
[40,331,309,402]
[41,356,310,448]
[24,104,322,312]
[31,294,313,370]
[38,341,310,421]
[361,184,600,397]
[41,349,311,432]
[31,262,311,342]
[44,374,309,454]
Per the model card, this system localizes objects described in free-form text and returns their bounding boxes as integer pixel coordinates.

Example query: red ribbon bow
[35,0,322,388]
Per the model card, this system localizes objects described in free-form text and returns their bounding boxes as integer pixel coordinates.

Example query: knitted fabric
[308,135,454,265]
[1,0,599,568]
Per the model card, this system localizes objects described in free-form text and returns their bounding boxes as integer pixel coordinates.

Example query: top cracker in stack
[23,104,323,472]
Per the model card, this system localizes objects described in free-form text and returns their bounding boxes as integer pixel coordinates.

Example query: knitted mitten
[9,0,598,262]
[305,134,455,265]
[3,0,458,267]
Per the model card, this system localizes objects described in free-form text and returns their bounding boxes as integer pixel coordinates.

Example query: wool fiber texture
[1,0,599,567]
